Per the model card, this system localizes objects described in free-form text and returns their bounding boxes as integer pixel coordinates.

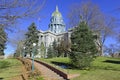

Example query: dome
[52,6,62,17]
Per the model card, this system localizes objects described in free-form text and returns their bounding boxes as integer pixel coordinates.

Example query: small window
[41,35,43,38]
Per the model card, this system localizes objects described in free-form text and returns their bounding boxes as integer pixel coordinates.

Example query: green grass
[37,57,70,73]
[91,57,120,71]
[38,57,120,80]
[0,61,10,69]
[39,57,70,64]
[0,58,23,80]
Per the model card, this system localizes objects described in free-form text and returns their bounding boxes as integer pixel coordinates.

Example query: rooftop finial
[56,5,58,12]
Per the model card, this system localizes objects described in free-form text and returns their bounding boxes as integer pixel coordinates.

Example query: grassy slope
[38,57,70,73]
[0,58,23,80]
[39,57,120,80]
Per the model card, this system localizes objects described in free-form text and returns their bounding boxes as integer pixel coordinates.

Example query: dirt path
[28,59,65,80]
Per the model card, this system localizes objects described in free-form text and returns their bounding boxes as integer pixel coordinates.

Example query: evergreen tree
[40,42,46,58]
[57,39,66,57]
[47,40,58,58]
[25,23,38,57]
[52,40,59,57]
[47,46,54,58]
[0,27,7,55]
[70,21,98,69]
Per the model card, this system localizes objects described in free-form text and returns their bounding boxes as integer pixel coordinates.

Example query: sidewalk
[28,59,65,80]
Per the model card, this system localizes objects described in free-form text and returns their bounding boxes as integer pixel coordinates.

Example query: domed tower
[49,6,65,34]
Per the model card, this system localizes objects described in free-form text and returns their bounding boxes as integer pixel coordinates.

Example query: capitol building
[36,6,72,58]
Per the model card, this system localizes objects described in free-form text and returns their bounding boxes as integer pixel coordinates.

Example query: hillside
[39,57,120,80]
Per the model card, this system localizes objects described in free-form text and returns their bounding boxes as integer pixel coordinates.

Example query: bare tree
[68,1,117,56]
[0,0,45,28]
[105,44,120,57]
[117,32,120,43]
[0,0,45,39]
[15,40,25,57]
[96,16,117,56]
[7,28,27,47]
[116,32,120,53]
[0,0,45,49]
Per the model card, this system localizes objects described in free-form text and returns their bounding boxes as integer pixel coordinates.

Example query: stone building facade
[36,6,71,58]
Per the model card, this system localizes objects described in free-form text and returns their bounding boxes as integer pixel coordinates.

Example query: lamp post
[32,43,36,72]
[23,47,25,58]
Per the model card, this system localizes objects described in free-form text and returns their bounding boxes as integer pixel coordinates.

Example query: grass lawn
[0,58,23,80]
[38,57,120,80]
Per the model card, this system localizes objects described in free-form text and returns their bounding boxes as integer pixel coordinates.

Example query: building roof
[52,6,62,17]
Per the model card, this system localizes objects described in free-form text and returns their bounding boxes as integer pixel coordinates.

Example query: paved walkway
[28,59,65,80]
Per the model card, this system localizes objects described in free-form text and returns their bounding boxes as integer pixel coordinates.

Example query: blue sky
[4,0,120,55]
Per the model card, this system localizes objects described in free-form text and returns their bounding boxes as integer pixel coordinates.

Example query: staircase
[28,59,66,80]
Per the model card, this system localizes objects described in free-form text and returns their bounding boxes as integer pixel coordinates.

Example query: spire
[52,5,62,17]
[56,5,58,12]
